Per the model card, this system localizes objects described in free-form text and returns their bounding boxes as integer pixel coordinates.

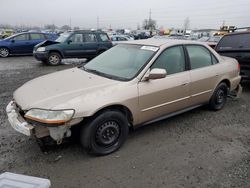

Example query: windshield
[83,44,158,80]
[56,33,71,43]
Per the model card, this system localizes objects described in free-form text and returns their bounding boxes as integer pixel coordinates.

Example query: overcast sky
[1,0,250,30]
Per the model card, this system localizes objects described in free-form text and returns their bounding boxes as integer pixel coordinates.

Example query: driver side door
[138,45,191,124]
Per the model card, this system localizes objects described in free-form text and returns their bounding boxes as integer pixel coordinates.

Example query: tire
[81,110,129,156]
[209,82,229,111]
[0,47,9,57]
[47,52,61,66]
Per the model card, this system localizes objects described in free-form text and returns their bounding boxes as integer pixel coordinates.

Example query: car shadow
[241,80,250,93]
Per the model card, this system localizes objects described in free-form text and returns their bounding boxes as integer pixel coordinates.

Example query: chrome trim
[191,90,212,97]
[141,96,190,112]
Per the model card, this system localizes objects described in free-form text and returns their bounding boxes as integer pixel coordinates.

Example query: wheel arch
[219,79,231,91]
[48,49,64,58]
[90,104,134,127]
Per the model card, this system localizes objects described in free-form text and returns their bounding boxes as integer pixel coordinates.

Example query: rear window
[99,34,109,42]
[217,33,250,50]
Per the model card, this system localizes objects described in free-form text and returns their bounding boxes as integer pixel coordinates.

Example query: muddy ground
[0,56,250,188]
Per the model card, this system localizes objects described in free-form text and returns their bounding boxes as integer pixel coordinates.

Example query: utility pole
[149,9,152,35]
[97,16,99,30]
[69,18,72,29]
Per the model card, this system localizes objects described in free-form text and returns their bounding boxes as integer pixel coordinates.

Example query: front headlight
[36,47,46,52]
[24,109,74,124]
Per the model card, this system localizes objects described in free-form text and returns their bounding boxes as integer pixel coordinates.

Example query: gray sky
[1,0,250,29]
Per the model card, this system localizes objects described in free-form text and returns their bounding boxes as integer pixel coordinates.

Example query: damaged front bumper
[6,101,83,144]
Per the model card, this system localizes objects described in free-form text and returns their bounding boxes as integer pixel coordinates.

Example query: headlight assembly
[24,109,74,124]
[36,47,46,52]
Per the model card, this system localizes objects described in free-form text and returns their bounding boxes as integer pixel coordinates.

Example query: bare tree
[61,25,71,31]
[142,19,157,30]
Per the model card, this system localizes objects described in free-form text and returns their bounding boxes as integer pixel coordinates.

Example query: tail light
[237,63,241,72]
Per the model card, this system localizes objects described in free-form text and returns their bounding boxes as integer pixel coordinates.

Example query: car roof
[123,38,206,48]
[68,30,107,34]
[224,31,250,36]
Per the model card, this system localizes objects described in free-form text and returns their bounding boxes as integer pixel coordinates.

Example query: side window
[69,33,83,43]
[30,33,45,40]
[211,54,219,64]
[13,34,29,41]
[239,34,250,48]
[84,34,97,43]
[99,34,109,42]
[186,45,212,69]
[151,46,186,75]
[217,35,240,50]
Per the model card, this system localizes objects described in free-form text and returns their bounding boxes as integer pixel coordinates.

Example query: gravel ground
[0,56,250,188]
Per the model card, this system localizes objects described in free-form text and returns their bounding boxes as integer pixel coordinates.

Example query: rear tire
[81,110,129,156]
[209,82,229,111]
[0,47,9,57]
[47,52,61,66]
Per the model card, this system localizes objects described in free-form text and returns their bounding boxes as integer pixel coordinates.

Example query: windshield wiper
[82,67,128,81]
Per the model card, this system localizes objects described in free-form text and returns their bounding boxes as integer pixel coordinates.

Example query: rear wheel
[81,110,129,155]
[0,47,9,57]
[47,52,61,66]
[209,82,229,110]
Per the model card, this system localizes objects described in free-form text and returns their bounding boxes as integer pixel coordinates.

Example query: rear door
[186,45,220,105]
[29,33,46,52]
[138,45,191,123]
[81,33,98,57]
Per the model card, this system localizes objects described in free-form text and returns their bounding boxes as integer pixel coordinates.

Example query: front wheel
[81,110,129,155]
[209,82,229,111]
[47,52,61,66]
[0,47,9,57]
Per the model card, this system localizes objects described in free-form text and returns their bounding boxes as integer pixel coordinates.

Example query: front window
[13,34,29,41]
[83,44,158,80]
[151,46,186,75]
[56,33,71,43]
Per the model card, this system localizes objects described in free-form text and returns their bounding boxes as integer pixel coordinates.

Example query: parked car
[6,39,241,155]
[1,29,14,39]
[215,31,250,80]
[110,35,134,45]
[0,32,58,57]
[199,36,222,49]
[33,30,113,65]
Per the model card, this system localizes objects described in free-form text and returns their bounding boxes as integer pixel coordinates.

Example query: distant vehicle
[0,32,58,57]
[198,36,222,49]
[110,35,134,45]
[215,31,250,80]
[0,29,14,39]
[33,30,113,65]
[7,39,241,155]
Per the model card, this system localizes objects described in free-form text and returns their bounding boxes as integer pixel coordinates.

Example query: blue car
[0,32,58,57]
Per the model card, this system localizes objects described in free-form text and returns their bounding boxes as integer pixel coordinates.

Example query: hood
[35,40,60,49]
[14,67,120,110]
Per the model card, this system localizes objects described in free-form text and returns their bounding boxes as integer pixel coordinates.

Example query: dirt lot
[0,56,250,188]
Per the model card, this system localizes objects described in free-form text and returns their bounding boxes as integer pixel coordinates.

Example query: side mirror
[67,40,72,44]
[144,68,167,80]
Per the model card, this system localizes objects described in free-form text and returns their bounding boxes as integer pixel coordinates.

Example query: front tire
[209,82,229,111]
[0,47,9,57]
[81,110,129,156]
[47,52,61,66]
